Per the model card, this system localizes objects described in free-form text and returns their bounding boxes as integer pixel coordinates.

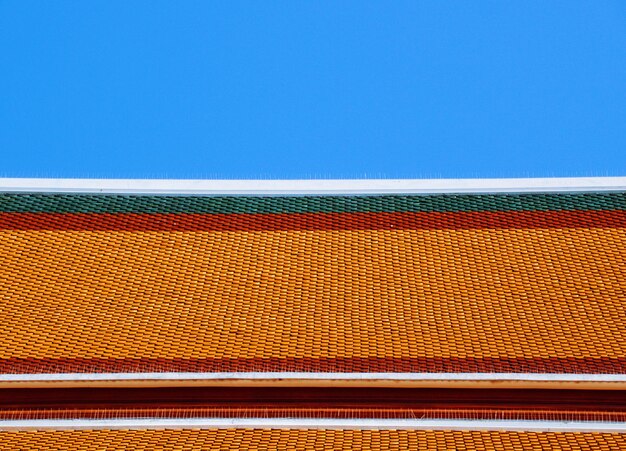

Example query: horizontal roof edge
[0,177,625,195]
[3,372,626,383]
[2,418,626,432]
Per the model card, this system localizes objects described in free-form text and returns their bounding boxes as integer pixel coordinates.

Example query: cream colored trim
[2,373,626,390]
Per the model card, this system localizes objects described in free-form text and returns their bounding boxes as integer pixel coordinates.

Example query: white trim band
[0,177,625,195]
[2,372,626,383]
[1,418,625,432]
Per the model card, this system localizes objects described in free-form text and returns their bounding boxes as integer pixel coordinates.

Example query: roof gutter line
[2,372,626,382]
[1,418,625,432]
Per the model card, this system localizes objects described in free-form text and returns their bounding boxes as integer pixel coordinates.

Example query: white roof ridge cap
[0,176,625,195]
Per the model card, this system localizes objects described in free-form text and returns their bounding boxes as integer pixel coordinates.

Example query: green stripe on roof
[0,193,625,214]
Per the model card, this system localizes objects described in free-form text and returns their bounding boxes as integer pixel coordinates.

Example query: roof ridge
[0,177,625,195]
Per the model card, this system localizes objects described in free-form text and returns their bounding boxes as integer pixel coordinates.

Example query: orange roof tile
[0,192,624,375]
[0,429,625,450]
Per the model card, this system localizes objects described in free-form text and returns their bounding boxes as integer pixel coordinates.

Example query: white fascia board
[1,418,625,432]
[2,372,626,382]
[0,177,625,195]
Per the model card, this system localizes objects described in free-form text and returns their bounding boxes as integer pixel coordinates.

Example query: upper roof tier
[0,178,624,381]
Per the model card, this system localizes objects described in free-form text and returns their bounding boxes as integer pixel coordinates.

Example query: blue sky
[1,1,625,179]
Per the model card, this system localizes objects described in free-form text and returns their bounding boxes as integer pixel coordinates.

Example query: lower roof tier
[4,386,626,422]
[1,429,625,450]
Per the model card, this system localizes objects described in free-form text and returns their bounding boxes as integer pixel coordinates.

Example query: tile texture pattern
[1,429,625,450]
[0,193,624,374]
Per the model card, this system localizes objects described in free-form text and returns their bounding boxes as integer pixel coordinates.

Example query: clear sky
[1,1,625,179]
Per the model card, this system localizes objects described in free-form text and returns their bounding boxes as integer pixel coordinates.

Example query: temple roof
[1,178,625,450]
[0,183,624,381]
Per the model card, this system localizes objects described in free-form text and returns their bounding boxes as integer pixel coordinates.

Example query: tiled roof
[1,185,626,450]
[1,429,625,450]
[0,192,625,375]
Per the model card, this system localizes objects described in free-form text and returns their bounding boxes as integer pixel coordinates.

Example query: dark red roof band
[1,357,625,375]
[2,387,626,422]
[0,210,624,232]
